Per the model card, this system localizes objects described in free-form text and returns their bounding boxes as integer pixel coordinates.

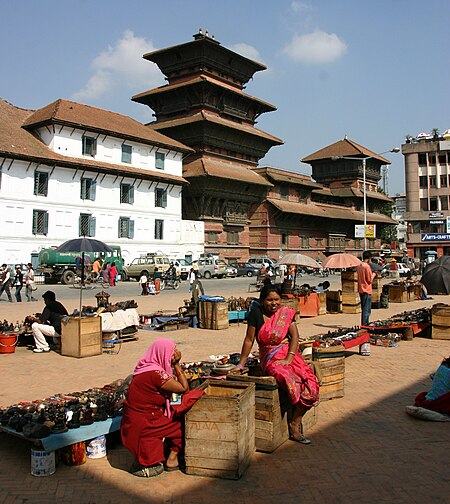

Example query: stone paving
[0,291,449,503]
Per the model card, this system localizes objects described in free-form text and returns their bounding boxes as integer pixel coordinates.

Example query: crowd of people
[0,263,38,303]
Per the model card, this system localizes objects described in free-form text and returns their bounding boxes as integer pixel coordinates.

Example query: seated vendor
[121,338,203,477]
[415,357,450,416]
[30,290,68,353]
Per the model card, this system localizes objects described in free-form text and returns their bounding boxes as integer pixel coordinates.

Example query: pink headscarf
[134,338,176,377]
[133,338,176,418]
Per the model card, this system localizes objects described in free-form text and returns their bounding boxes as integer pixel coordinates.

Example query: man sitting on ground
[30,290,69,353]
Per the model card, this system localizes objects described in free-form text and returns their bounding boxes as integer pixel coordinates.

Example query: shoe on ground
[132,463,164,478]
[33,348,50,353]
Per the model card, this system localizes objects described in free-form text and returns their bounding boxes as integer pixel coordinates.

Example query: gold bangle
[288,351,295,356]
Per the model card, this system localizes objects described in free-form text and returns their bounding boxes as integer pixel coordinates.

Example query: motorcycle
[160,273,181,290]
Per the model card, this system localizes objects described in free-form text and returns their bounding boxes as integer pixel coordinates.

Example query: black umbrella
[420,256,450,295]
[57,238,113,254]
[56,238,113,314]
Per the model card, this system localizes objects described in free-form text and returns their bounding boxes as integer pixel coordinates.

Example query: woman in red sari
[121,338,203,477]
[235,285,319,444]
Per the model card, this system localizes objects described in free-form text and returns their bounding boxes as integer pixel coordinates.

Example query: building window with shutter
[301,236,310,248]
[155,188,167,208]
[155,152,165,170]
[118,217,134,239]
[280,185,289,200]
[82,136,97,157]
[120,184,134,204]
[226,230,239,245]
[155,219,164,240]
[34,171,49,196]
[80,178,96,201]
[32,210,48,235]
[79,213,96,237]
[122,144,132,163]
[206,232,218,244]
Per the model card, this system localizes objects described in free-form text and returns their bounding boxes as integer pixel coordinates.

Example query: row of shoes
[0,377,132,438]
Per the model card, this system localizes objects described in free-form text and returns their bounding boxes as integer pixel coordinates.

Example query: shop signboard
[355,224,376,238]
[421,233,450,242]
[429,212,444,219]
[447,216,450,233]
[430,220,444,225]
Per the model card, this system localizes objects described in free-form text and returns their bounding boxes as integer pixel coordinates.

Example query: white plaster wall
[0,157,202,266]
[39,126,183,177]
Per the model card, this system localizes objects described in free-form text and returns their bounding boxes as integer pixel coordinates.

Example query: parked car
[123,254,170,280]
[381,262,410,278]
[229,262,260,277]
[173,259,191,280]
[220,261,237,277]
[247,256,280,275]
[194,257,227,279]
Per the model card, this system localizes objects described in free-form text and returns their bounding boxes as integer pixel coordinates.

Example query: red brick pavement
[0,293,449,503]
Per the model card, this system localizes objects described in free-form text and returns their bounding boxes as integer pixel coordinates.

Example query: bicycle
[71,273,109,289]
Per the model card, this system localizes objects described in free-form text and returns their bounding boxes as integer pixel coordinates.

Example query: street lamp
[331,148,400,251]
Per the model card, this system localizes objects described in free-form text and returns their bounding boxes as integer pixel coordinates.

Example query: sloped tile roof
[149,110,283,144]
[0,98,188,185]
[267,198,396,224]
[302,138,391,164]
[132,75,276,112]
[312,186,393,202]
[254,166,321,188]
[22,98,192,152]
[183,157,272,186]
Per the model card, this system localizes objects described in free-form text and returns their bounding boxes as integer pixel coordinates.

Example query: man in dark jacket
[31,290,68,353]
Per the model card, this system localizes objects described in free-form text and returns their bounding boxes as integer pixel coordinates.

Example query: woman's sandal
[289,426,311,445]
[164,464,180,472]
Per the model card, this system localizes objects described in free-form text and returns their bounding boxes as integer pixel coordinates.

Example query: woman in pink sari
[235,285,319,444]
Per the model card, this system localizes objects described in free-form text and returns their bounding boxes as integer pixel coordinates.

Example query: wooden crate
[431,303,450,340]
[198,301,229,330]
[227,374,319,451]
[388,284,408,303]
[227,375,288,453]
[313,349,345,401]
[318,292,327,315]
[372,277,382,304]
[326,290,342,313]
[280,297,300,314]
[185,380,255,479]
[341,271,358,292]
[61,317,102,358]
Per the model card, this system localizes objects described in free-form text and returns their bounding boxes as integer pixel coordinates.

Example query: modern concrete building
[0,98,204,266]
[402,131,450,258]
[393,193,407,248]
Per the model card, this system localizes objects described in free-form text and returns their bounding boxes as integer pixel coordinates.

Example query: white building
[0,98,204,265]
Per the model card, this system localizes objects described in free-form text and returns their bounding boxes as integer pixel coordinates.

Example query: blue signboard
[421,233,450,242]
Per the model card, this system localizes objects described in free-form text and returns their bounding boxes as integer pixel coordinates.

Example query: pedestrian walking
[0,264,13,302]
[24,263,37,302]
[13,265,23,302]
[139,274,148,296]
[188,268,196,292]
[109,262,118,286]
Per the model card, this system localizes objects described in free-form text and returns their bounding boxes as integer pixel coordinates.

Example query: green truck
[36,245,124,284]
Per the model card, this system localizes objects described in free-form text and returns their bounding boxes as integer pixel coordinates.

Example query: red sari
[121,370,202,466]
[258,306,319,410]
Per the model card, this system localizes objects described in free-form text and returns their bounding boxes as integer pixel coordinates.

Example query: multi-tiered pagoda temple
[133,30,282,260]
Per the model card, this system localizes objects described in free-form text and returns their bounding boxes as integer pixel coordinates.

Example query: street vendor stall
[362,308,431,339]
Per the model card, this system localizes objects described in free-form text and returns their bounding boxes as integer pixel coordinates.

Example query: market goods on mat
[0,378,131,439]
